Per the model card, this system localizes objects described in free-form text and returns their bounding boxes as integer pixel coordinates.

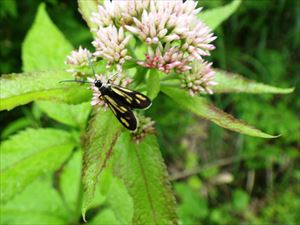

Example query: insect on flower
[60,54,152,131]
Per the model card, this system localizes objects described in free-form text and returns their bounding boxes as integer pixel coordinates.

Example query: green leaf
[22,3,73,71]
[78,0,99,31]
[133,67,147,87]
[113,133,178,225]
[37,101,91,128]
[161,86,277,138]
[59,150,83,215]
[1,117,33,139]
[0,0,17,18]
[88,209,119,225]
[147,69,161,100]
[175,183,208,224]
[104,169,134,224]
[232,189,250,211]
[61,150,108,222]
[198,0,242,30]
[212,69,294,94]
[0,177,69,225]
[0,71,92,111]
[0,128,76,204]
[84,167,133,224]
[81,110,122,220]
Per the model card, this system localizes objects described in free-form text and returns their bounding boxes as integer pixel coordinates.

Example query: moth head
[94,80,103,88]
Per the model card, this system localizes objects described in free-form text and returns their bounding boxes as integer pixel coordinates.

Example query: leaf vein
[134,146,158,224]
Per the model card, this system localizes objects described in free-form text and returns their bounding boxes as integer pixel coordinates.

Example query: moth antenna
[86,52,96,76]
[59,80,92,84]
[108,72,119,80]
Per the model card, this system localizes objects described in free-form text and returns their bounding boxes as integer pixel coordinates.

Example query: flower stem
[160,81,180,87]
[160,73,181,81]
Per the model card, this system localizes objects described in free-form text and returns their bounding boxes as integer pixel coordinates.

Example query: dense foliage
[0,0,299,225]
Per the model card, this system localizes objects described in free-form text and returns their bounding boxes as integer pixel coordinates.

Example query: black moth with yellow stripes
[95,80,152,131]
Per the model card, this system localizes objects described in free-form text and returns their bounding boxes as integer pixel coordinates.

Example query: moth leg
[108,72,118,83]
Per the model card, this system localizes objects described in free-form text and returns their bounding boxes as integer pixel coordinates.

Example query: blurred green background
[1,0,299,224]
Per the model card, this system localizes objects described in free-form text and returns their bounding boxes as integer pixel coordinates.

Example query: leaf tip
[260,133,281,139]
[272,134,282,138]
[36,2,46,15]
[82,209,87,223]
[273,86,295,94]
[283,87,295,94]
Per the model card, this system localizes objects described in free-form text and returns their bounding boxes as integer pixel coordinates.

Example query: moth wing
[104,95,137,131]
[110,85,152,109]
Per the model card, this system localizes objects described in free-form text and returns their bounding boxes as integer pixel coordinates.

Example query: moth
[94,79,151,130]
[61,54,151,131]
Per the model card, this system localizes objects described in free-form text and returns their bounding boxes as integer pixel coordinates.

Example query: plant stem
[160,73,181,81]
[160,81,180,87]
[170,156,240,181]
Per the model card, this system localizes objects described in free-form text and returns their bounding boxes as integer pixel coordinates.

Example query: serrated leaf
[0,177,69,225]
[81,110,122,220]
[198,0,242,30]
[22,3,73,71]
[1,117,32,139]
[212,69,294,94]
[60,150,108,220]
[37,101,91,128]
[112,133,178,225]
[147,69,161,100]
[20,1,92,128]
[0,128,76,204]
[78,0,99,31]
[161,86,277,138]
[0,71,92,111]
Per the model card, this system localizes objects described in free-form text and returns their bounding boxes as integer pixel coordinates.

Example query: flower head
[66,0,217,103]
[131,115,155,143]
[89,0,216,75]
[181,61,217,96]
[121,0,216,73]
[137,45,191,73]
[92,26,131,72]
[65,46,91,66]
[91,0,151,29]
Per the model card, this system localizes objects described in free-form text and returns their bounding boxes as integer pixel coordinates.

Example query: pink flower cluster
[181,61,217,95]
[65,0,217,96]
